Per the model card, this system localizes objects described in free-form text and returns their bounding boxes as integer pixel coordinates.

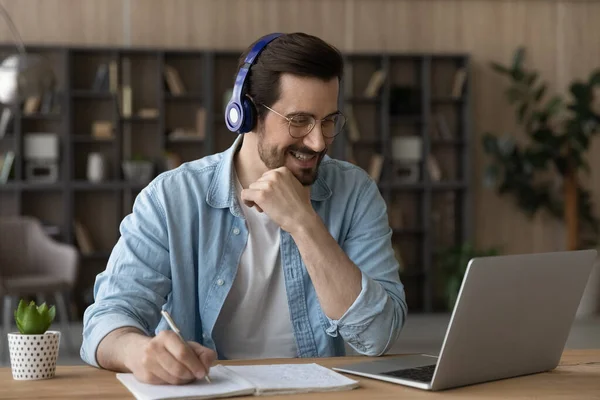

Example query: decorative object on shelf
[86,152,107,183]
[436,242,501,310]
[137,108,159,119]
[363,69,386,98]
[73,220,95,255]
[8,299,60,380]
[122,155,154,183]
[0,4,55,105]
[91,121,113,140]
[24,133,59,183]
[482,47,600,250]
[391,136,422,183]
[391,136,422,162]
[0,150,14,183]
[163,151,182,171]
[164,65,185,95]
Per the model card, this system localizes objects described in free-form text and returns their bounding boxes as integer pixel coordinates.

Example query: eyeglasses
[261,104,346,139]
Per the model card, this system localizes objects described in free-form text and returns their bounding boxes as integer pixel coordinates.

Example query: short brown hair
[237,32,344,122]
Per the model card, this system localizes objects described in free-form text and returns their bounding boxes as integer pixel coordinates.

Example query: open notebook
[117,363,359,400]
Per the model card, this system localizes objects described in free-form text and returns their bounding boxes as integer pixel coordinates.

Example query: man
[81,32,407,385]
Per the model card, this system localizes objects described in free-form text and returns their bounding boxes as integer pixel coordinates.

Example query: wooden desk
[0,349,599,399]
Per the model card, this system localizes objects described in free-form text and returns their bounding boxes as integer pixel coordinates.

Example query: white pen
[161,310,212,383]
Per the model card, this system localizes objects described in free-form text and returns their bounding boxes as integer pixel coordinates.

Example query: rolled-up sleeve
[325,178,407,356]
[80,185,172,367]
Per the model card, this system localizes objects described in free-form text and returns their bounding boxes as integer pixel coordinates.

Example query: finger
[189,342,218,378]
[163,336,208,381]
[248,180,273,191]
[154,359,190,385]
[154,342,196,384]
[243,200,263,213]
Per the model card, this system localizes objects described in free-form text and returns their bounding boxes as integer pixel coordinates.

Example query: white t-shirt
[212,172,298,359]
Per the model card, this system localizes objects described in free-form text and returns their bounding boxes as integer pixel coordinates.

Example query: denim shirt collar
[206,136,333,217]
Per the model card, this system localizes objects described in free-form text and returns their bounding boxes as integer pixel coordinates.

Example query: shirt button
[217,279,224,286]
[233,227,240,235]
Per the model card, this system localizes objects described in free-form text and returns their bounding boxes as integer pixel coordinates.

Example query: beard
[257,126,327,186]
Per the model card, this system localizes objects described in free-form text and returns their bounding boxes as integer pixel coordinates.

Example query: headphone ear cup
[239,96,257,134]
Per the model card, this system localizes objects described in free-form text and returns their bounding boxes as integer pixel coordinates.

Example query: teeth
[290,151,315,161]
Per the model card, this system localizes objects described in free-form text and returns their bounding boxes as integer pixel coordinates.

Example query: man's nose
[302,123,327,153]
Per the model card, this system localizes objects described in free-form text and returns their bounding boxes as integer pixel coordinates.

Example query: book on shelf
[73,220,95,255]
[364,69,386,98]
[368,153,384,183]
[0,151,14,183]
[122,86,132,117]
[109,61,118,93]
[164,65,186,95]
[451,67,467,98]
[427,155,442,181]
[92,63,109,91]
[0,108,13,139]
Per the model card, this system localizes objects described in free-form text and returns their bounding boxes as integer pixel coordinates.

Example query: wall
[1,0,599,255]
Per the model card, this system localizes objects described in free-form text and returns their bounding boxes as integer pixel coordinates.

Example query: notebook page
[116,365,255,400]
[226,363,359,395]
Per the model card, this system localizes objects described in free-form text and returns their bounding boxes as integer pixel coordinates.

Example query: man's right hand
[97,328,217,385]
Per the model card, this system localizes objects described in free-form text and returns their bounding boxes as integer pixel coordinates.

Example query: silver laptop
[333,249,597,391]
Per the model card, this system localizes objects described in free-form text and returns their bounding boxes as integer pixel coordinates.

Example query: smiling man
[80,32,407,386]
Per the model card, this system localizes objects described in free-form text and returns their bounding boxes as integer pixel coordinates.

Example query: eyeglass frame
[260,103,346,139]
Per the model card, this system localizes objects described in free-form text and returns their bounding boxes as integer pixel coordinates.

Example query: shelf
[20,182,64,191]
[345,96,380,104]
[72,90,115,100]
[21,113,62,121]
[351,138,381,146]
[390,115,422,124]
[431,181,468,191]
[81,251,112,260]
[431,96,464,104]
[431,139,465,146]
[0,182,20,191]
[119,116,159,123]
[73,135,115,143]
[379,181,467,191]
[167,136,205,144]
[164,93,203,101]
[71,180,150,190]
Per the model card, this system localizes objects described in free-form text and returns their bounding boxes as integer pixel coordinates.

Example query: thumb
[189,342,217,372]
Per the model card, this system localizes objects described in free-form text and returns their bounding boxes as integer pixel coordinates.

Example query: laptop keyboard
[381,364,436,383]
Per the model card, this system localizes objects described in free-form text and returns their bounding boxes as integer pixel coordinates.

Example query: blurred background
[0,0,599,364]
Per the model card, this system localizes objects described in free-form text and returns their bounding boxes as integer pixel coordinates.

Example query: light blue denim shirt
[81,136,407,367]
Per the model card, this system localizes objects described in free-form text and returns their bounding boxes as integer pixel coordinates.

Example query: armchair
[0,216,79,362]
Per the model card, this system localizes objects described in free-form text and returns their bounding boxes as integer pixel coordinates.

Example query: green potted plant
[437,242,501,311]
[482,47,600,250]
[8,299,60,380]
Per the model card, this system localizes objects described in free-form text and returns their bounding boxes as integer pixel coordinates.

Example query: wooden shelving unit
[0,44,471,315]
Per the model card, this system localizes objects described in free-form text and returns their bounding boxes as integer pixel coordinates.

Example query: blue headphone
[225,32,283,134]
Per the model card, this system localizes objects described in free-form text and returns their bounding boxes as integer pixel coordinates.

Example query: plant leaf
[48,305,56,326]
[490,61,511,75]
[534,84,546,102]
[589,69,600,86]
[546,96,563,116]
[512,47,526,70]
[525,72,538,87]
[518,103,528,123]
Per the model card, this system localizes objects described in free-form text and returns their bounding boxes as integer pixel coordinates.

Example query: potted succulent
[8,299,60,380]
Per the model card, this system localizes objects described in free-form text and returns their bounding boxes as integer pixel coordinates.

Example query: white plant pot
[8,331,61,380]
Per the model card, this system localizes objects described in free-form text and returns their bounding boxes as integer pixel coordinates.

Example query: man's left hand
[241,167,315,233]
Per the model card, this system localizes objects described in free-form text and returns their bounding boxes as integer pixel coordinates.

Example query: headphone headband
[225,33,283,134]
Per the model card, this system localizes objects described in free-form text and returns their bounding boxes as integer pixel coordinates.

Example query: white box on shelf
[24,133,59,160]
